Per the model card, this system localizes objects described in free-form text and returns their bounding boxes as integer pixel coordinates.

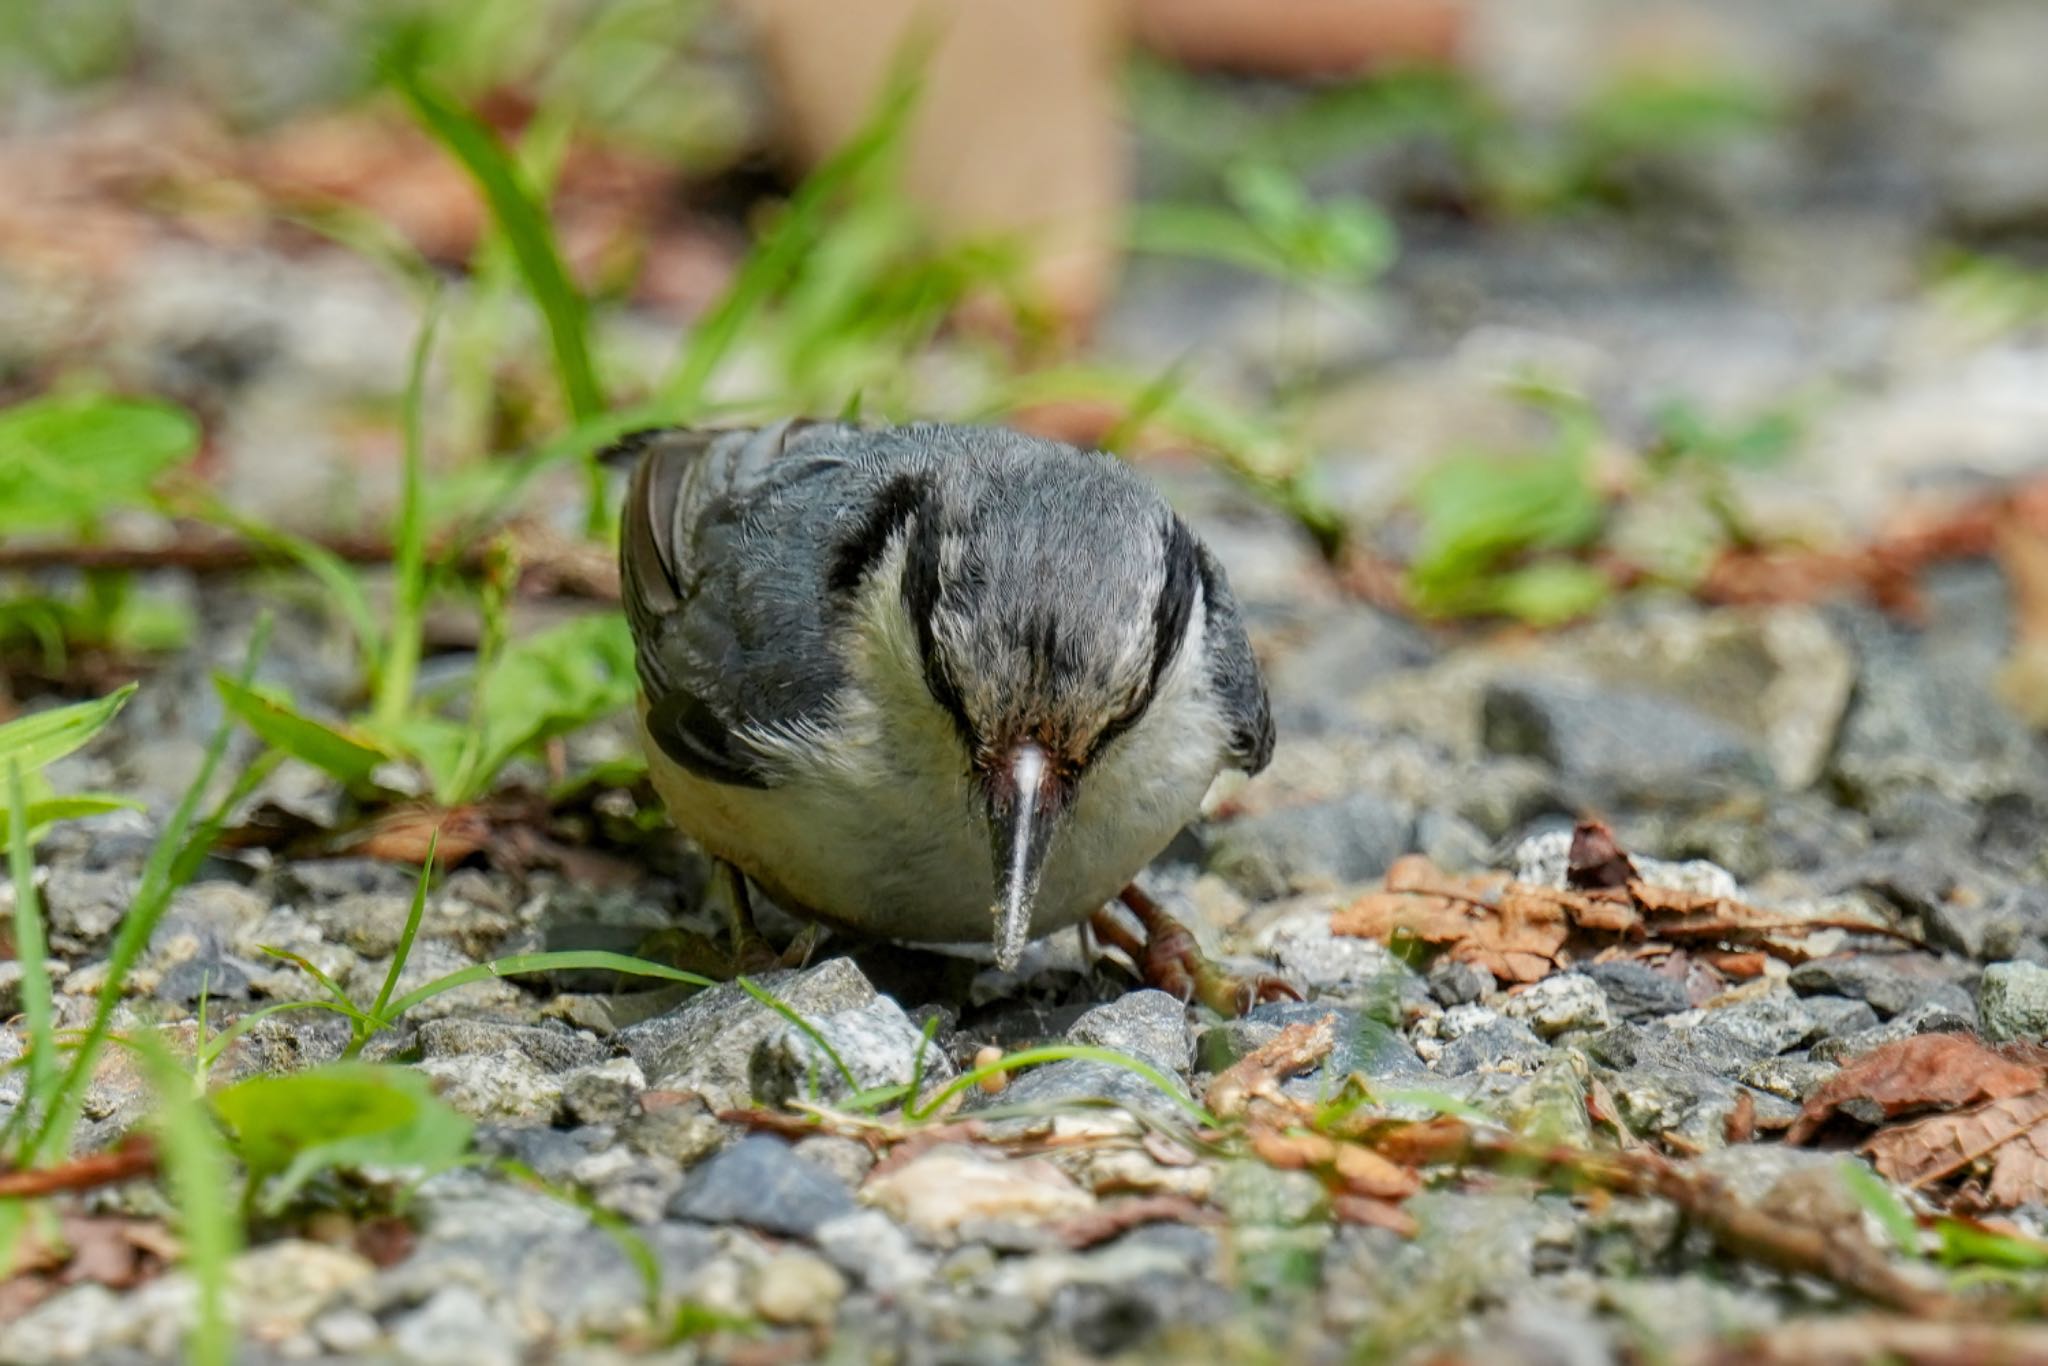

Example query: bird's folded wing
[616,421,868,789]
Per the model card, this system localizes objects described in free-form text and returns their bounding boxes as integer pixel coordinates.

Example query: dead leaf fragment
[1786,1033,2047,1146]
[1566,818,1639,890]
[1203,1017,1336,1118]
[1864,1089,2048,1193]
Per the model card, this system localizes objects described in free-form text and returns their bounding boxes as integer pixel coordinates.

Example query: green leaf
[1837,1160,1921,1257]
[213,674,388,788]
[0,396,199,533]
[211,1063,473,1212]
[0,684,136,774]
[0,794,142,853]
[1934,1218,2048,1270]
[462,613,637,798]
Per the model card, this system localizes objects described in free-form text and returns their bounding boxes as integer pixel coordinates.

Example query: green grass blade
[377,951,718,1030]
[734,978,861,1097]
[6,761,57,1129]
[387,61,602,425]
[257,948,374,1023]
[659,43,924,415]
[31,618,274,1162]
[906,1044,1217,1128]
[0,684,136,774]
[373,302,440,732]
[122,1034,239,1366]
[196,1000,355,1075]
[358,841,437,1053]
[213,674,388,789]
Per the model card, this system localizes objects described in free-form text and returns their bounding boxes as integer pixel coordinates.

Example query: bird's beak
[986,742,1067,971]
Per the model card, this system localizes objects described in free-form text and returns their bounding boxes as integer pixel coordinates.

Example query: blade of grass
[6,761,56,1130]
[352,840,437,1058]
[387,60,602,425]
[122,1033,239,1366]
[30,617,275,1162]
[376,950,718,1031]
[905,1044,1217,1128]
[387,54,609,534]
[372,303,440,732]
[658,37,925,416]
[196,1001,356,1078]
[734,978,860,1098]
[257,948,375,1024]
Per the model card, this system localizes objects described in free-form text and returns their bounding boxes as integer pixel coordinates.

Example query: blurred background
[3,0,2048,700]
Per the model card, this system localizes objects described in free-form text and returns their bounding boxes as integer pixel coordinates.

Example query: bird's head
[895,466,1205,968]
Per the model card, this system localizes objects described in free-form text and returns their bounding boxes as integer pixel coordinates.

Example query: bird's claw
[1096,884,1303,1019]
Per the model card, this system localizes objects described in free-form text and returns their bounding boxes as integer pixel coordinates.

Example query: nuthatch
[617,420,1281,999]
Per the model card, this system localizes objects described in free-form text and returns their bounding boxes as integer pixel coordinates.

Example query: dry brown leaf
[1247,1128,1421,1202]
[1203,1017,1336,1119]
[1865,1090,2048,1193]
[1567,818,1640,890]
[1331,1193,1420,1237]
[1335,849,1891,987]
[1786,1033,2047,1146]
[1052,1195,1211,1250]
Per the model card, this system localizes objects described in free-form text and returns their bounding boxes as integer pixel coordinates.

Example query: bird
[615,418,1291,1010]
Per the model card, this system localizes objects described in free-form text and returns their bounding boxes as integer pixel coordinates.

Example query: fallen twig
[0,523,620,601]
[0,1134,158,1199]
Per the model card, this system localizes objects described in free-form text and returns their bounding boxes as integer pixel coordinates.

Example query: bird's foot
[1092,884,1301,1018]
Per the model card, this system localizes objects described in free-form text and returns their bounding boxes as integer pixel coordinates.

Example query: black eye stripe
[1092,514,1200,758]
[902,504,974,750]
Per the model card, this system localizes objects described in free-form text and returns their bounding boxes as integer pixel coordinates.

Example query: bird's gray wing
[616,420,932,788]
[1195,544,1275,774]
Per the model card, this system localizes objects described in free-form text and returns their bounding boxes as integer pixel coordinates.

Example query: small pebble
[753,1250,848,1326]
[975,1044,1007,1093]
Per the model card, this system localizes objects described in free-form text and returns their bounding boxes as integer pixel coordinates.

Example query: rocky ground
[7,0,2048,1362]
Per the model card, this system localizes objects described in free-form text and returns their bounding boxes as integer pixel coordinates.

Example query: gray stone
[1501,973,1613,1039]
[1582,960,1690,1021]
[389,1285,521,1366]
[1066,990,1193,1074]
[559,1057,646,1126]
[1789,955,1972,1019]
[416,1049,563,1126]
[1482,676,1770,805]
[275,856,417,903]
[1583,1020,1761,1076]
[1798,995,1882,1041]
[1811,1003,1984,1063]
[1437,1006,1551,1076]
[1695,991,1818,1057]
[1607,1068,1767,1150]
[620,1095,727,1167]
[1981,961,2048,1044]
[619,957,877,1108]
[973,1057,1198,1129]
[1429,957,1493,1007]
[1827,588,2048,808]
[1205,792,1416,899]
[668,1134,857,1238]
[1740,1056,1838,1103]
[815,1209,936,1295]
[154,956,251,1005]
[417,1018,609,1072]
[751,994,956,1108]
[1212,1160,1329,1226]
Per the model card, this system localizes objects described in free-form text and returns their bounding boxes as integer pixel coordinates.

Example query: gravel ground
[7,0,2048,1361]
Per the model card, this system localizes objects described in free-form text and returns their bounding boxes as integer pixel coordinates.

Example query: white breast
[644,541,1225,948]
